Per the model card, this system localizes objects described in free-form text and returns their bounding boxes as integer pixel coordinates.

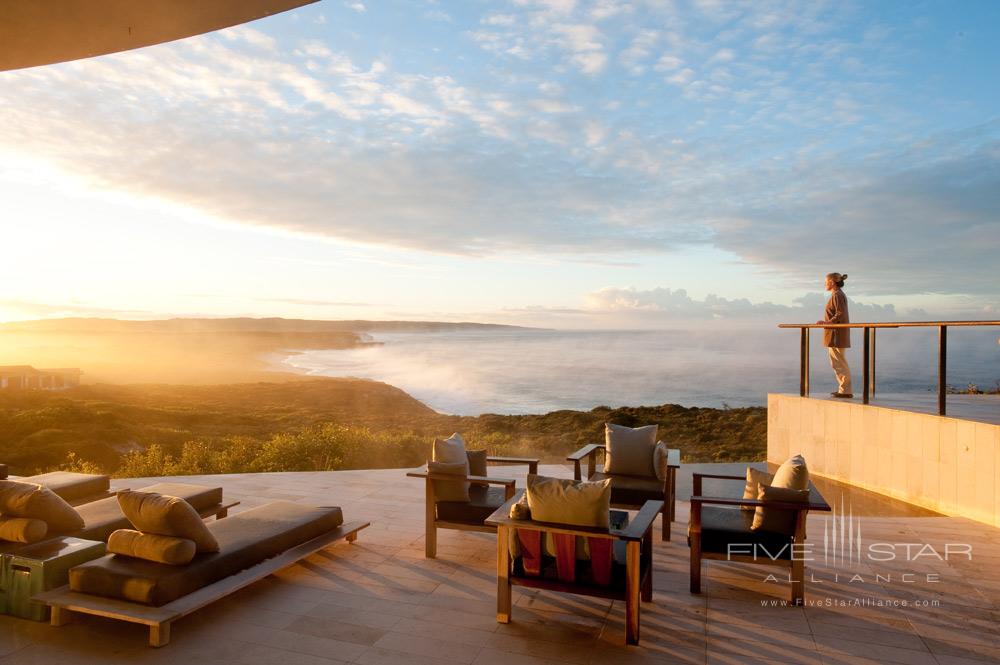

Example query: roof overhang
[0,0,318,72]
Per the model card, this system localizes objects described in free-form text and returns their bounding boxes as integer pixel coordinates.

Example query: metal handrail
[778,320,1000,415]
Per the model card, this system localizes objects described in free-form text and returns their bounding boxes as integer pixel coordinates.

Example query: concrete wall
[768,393,1000,527]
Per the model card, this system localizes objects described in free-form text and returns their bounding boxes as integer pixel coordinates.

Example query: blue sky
[0,0,997,327]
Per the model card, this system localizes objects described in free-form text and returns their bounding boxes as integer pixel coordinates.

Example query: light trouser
[827,347,852,394]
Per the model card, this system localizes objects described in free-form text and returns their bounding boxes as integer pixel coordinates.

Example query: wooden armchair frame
[487,491,662,645]
[567,443,679,541]
[689,473,830,605]
[407,456,539,558]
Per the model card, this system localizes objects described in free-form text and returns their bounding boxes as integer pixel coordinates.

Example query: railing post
[870,328,876,396]
[862,327,870,405]
[938,325,947,416]
[804,328,810,396]
[799,328,807,397]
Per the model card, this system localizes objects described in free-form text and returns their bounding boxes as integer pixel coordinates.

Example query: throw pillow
[427,460,471,502]
[0,480,84,534]
[466,449,489,478]
[771,454,809,491]
[604,423,658,477]
[653,441,672,482]
[525,475,611,528]
[751,485,810,534]
[741,468,774,512]
[118,490,220,553]
[108,529,197,565]
[0,516,48,544]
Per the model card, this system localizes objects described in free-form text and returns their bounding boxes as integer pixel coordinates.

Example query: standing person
[818,272,852,398]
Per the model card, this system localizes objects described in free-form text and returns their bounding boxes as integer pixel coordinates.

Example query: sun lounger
[0,482,236,556]
[35,501,369,646]
[18,471,113,505]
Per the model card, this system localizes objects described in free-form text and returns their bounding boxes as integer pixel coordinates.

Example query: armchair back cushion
[428,461,471,502]
[604,424,658,477]
[771,454,809,491]
[432,433,468,464]
[432,433,470,497]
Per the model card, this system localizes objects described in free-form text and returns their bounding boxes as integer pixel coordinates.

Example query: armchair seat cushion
[689,506,793,560]
[436,485,507,524]
[589,472,663,506]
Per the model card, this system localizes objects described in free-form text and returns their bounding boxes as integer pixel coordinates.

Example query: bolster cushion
[108,529,196,565]
[0,516,48,544]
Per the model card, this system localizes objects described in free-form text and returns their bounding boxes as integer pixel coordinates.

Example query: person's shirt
[823,288,851,348]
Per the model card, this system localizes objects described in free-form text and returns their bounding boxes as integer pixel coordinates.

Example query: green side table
[1,537,105,621]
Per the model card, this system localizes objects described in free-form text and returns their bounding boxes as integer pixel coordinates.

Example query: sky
[1,0,998,328]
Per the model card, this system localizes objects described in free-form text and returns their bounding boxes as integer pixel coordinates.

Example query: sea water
[278,328,1000,416]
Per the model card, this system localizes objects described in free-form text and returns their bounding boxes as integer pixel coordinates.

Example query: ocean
[277,328,1000,416]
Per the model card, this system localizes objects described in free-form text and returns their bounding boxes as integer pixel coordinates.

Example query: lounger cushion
[428,461,470,502]
[0,516,48,543]
[742,468,774,512]
[20,471,110,502]
[0,480,84,534]
[604,424,658,478]
[436,485,506,524]
[690,506,794,560]
[70,501,344,606]
[76,483,224,543]
[588,472,663,506]
[118,490,219,553]
[108,529,196,565]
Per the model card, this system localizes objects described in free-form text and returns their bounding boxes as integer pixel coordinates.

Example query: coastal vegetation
[0,378,766,477]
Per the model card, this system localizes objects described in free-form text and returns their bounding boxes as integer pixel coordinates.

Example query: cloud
[344,2,366,12]
[584,287,900,322]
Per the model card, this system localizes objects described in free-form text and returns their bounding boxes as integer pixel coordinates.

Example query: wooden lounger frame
[33,520,370,647]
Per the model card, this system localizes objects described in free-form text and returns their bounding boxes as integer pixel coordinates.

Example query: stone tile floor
[2,464,999,664]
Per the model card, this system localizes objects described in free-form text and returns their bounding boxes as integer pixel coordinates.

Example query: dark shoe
[832,392,854,399]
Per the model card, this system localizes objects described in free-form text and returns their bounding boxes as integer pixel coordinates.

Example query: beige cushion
[526,475,611,528]
[0,516,48,543]
[428,461,470,502]
[751,485,810,534]
[432,433,467,464]
[466,450,488,478]
[108,529,196,565]
[741,468,774,512]
[771,454,809,491]
[604,424,658,477]
[526,475,611,560]
[117,490,219,553]
[0,480,85,533]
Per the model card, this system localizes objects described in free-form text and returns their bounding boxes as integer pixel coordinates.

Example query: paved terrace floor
[2,465,999,665]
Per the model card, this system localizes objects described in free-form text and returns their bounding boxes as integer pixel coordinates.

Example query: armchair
[407,455,539,558]
[689,471,830,605]
[487,491,662,645]
[567,443,679,540]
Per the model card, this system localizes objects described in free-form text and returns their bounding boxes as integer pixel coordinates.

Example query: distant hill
[0,378,766,476]
[0,317,534,334]
[0,317,535,384]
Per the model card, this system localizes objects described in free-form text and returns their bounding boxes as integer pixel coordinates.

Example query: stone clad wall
[767,393,1000,527]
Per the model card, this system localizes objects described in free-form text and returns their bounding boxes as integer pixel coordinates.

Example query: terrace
[2,465,998,665]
